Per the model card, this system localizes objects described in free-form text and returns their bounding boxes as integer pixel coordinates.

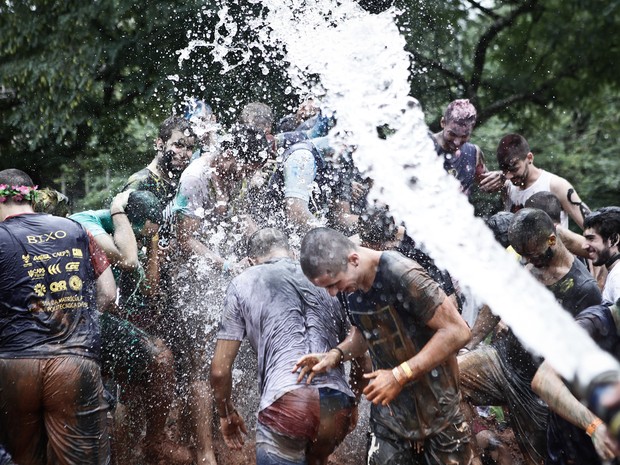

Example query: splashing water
[205,0,619,389]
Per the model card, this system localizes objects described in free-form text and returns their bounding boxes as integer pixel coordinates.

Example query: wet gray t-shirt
[218,257,354,411]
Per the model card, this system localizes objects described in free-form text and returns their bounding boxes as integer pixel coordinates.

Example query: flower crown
[0,184,38,203]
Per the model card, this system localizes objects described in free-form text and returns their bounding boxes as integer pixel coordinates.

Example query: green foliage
[1,0,619,211]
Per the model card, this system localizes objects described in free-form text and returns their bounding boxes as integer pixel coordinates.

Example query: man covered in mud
[296,227,473,465]
[70,190,192,464]
[0,169,116,465]
[497,133,590,230]
[458,208,602,465]
[210,228,359,465]
[432,99,503,197]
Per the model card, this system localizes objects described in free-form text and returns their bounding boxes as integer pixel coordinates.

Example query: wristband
[399,361,414,381]
[331,347,345,364]
[392,367,406,386]
[111,211,126,217]
[222,260,231,274]
[586,417,603,437]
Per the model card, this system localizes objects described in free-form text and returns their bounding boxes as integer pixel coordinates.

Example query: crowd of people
[1,96,620,465]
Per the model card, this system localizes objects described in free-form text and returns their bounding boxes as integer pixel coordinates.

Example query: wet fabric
[504,169,569,229]
[346,251,462,441]
[253,140,354,233]
[546,257,602,317]
[69,210,112,238]
[171,155,216,220]
[99,311,159,384]
[544,304,620,465]
[256,387,354,464]
[219,257,353,411]
[435,140,481,197]
[123,167,178,245]
[0,213,105,360]
[459,345,547,465]
[367,416,473,465]
[0,356,110,465]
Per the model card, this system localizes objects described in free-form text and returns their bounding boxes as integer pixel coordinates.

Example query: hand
[363,369,403,406]
[351,181,367,203]
[229,257,251,276]
[220,410,247,451]
[293,351,340,384]
[591,422,620,461]
[111,189,133,213]
[478,170,505,193]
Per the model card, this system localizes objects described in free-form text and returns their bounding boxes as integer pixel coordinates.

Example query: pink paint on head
[444,99,477,127]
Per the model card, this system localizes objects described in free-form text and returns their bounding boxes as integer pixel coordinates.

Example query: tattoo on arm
[567,188,591,224]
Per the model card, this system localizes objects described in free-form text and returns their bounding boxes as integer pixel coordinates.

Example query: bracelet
[399,361,414,381]
[111,211,126,217]
[586,417,603,437]
[222,260,231,274]
[330,347,345,364]
[392,366,406,386]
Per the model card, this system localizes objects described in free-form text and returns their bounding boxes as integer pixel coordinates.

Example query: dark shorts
[100,311,160,384]
[0,356,110,465]
[458,345,547,465]
[256,387,355,464]
[367,417,473,465]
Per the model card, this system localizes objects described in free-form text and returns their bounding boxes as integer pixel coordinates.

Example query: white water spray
[209,0,619,388]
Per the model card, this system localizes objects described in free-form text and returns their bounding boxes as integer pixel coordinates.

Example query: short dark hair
[486,211,514,249]
[584,207,620,243]
[0,169,35,205]
[496,134,530,168]
[247,228,289,259]
[508,208,555,254]
[158,116,195,143]
[525,191,562,224]
[0,169,34,188]
[125,190,163,228]
[300,227,355,280]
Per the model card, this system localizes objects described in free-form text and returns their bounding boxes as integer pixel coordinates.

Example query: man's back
[0,213,101,359]
[218,257,353,411]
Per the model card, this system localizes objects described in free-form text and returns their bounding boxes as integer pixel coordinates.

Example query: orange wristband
[586,418,603,437]
[399,361,413,380]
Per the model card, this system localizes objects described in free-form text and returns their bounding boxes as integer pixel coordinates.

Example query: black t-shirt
[346,251,462,440]
[494,258,602,381]
[0,213,102,359]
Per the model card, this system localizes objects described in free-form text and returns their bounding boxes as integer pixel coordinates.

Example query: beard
[592,247,612,267]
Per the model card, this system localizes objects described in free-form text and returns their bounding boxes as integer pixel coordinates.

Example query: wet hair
[496,134,530,168]
[300,227,355,280]
[220,124,272,165]
[443,99,477,126]
[158,116,195,143]
[0,169,34,189]
[359,204,398,246]
[0,169,35,204]
[524,191,562,224]
[32,188,70,217]
[486,211,514,249]
[239,102,273,133]
[584,207,620,244]
[247,228,290,259]
[508,208,556,254]
[125,191,163,229]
